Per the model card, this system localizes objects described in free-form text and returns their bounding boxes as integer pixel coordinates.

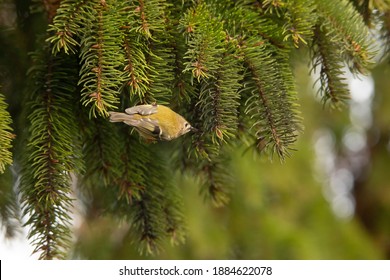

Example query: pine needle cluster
[0,93,14,174]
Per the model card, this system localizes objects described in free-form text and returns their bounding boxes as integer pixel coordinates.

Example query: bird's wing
[124,117,161,140]
[125,104,158,116]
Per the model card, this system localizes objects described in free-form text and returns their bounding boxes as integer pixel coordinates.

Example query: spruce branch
[199,153,233,207]
[78,0,125,117]
[258,0,316,47]
[282,0,316,47]
[170,32,196,106]
[46,0,91,54]
[311,24,350,107]
[80,117,121,189]
[242,38,301,160]
[121,0,174,104]
[196,38,243,145]
[0,93,14,174]
[162,185,186,246]
[130,0,169,38]
[230,1,288,50]
[143,36,175,104]
[128,148,185,254]
[262,0,286,15]
[178,2,244,160]
[169,2,198,106]
[150,151,185,247]
[174,132,233,207]
[130,190,164,255]
[115,132,147,204]
[0,93,17,238]
[20,47,82,260]
[314,0,376,74]
[122,36,151,99]
[180,2,225,82]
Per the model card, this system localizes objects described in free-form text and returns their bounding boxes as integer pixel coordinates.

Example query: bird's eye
[185,123,190,127]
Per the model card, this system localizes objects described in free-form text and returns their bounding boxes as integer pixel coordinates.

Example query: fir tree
[0,0,387,259]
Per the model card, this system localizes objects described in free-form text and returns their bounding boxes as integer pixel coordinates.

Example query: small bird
[109,104,196,141]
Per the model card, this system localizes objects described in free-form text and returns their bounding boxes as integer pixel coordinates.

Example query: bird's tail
[108,112,130,123]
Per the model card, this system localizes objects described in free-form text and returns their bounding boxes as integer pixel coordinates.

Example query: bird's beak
[190,126,198,132]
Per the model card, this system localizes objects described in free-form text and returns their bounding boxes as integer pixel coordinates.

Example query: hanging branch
[260,0,316,47]
[180,3,243,152]
[198,153,233,207]
[19,46,82,259]
[128,147,185,254]
[197,38,243,145]
[310,24,350,107]
[121,0,174,104]
[314,0,376,74]
[241,38,301,160]
[0,94,18,239]
[46,0,91,54]
[122,35,151,100]
[0,93,14,174]
[115,131,147,204]
[78,0,125,117]
[180,3,225,82]
[80,117,121,190]
[282,0,316,47]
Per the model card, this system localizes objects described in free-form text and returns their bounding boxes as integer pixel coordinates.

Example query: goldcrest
[109,104,196,141]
